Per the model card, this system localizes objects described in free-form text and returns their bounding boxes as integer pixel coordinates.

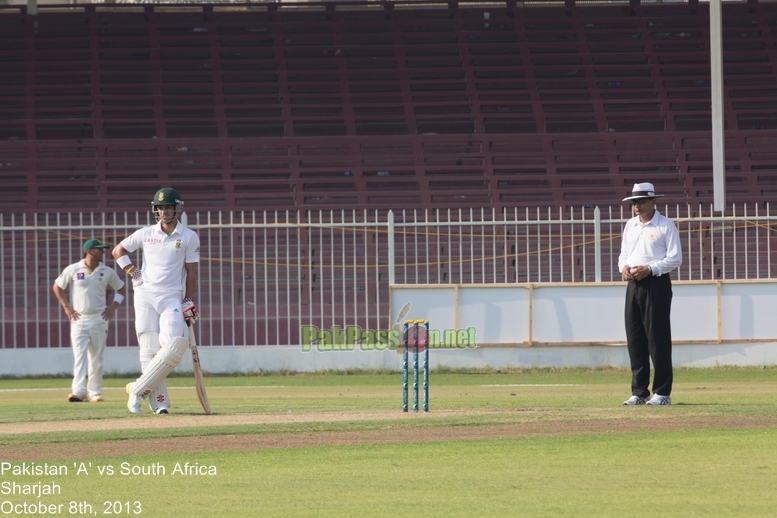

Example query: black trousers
[624,274,673,398]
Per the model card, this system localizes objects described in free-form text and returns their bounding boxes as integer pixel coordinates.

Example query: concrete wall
[389,280,777,346]
[2,340,777,378]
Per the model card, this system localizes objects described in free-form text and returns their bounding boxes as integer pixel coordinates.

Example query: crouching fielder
[113,187,201,414]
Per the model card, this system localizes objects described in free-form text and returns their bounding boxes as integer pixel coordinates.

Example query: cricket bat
[188,323,212,415]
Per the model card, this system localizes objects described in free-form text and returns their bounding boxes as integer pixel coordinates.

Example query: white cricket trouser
[133,289,185,348]
[70,314,108,398]
[133,289,185,402]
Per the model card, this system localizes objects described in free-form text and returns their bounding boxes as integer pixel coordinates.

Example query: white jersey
[618,209,682,277]
[120,221,200,295]
[54,260,124,316]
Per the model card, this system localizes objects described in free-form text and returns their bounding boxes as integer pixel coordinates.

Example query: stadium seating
[1,0,777,214]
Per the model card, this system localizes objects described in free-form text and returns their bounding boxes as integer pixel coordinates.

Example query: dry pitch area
[4,407,777,462]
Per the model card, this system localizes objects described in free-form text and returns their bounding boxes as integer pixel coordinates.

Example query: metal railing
[1,203,775,349]
[391,203,777,284]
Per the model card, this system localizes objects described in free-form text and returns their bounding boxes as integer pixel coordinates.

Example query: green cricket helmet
[151,187,184,223]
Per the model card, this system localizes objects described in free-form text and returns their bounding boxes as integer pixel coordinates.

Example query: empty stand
[1,1,777,213]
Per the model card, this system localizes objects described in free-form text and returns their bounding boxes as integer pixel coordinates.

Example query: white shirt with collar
[55,260,124,316]
[119,221,200,294]
[617,209,682,277]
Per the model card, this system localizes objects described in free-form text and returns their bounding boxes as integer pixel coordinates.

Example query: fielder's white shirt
[120,221,200,294]
[618,210,682,277]
[54,261,124,316]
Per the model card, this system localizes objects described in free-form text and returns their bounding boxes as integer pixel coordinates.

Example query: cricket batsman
[112,187,201,414]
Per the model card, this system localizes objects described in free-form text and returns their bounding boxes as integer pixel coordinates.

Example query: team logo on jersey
[175,240,182,249]
[77,273,85,280]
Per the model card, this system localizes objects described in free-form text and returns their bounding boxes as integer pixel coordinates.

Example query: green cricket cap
[83,238,110,253]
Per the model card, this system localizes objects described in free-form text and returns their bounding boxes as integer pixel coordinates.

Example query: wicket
[402,319,429,412]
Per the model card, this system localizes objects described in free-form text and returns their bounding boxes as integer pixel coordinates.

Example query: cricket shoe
[89,395,104,403]
[126,383,142,414]
[646,394,672,406]
[155,408,169,415]
[622,395,648,405]
[68,393,86,403]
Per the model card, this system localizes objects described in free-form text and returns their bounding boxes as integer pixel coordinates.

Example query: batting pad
[138,332,169,411]
[130,336,189,398]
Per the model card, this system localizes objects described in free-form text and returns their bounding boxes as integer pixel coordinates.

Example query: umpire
[618,183,682,406]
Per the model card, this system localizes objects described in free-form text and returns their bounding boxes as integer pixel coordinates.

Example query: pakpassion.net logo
[300,325,477,352]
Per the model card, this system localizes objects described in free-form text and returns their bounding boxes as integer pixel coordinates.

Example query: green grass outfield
[2,367,777,517]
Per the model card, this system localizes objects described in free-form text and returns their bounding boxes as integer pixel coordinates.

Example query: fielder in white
[53,238,126,403]
[112,187,200,414]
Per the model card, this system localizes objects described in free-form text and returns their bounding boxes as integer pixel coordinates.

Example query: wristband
[117,255,133,270]
[113,293,124,305]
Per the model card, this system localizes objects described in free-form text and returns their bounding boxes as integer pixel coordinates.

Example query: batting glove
[130,269,143,289]
[182,297,199,323]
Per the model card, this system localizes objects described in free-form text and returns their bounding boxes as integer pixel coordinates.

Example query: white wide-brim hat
[622,182,665,202]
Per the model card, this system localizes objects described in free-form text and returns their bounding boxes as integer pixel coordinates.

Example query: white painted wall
[2,340,777,378]
[390,280,777,346]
